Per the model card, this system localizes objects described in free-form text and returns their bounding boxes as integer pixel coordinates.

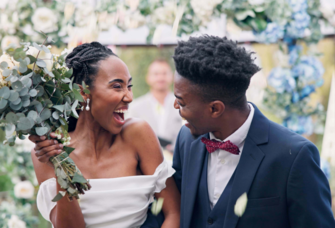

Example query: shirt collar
[209,103,255,150]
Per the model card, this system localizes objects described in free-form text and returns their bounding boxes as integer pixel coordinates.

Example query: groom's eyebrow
[175,94,183,100]
[109,78,133,84]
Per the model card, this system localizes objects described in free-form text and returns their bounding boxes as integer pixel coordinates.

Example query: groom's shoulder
[266,118,317,153]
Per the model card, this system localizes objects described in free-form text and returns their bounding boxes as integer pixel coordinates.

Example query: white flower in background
[234,192,248,217]
[32,7,58,33]
[26,46,53,72]
[0,14,16,35]
[64,2,75,21]
[319,6,334,19]
[330,15,335,26]
[16,138,35,153]
[7,215,26,228]
[122,10,146,29]
[98,11,118,31]
[191,0,222,25]
[75,3,94,27]
[1,36,20,51]
[14,180,34,199]
[125,0,140,11]
[0,53,20,79]
[152,1,176,25]
[0,0,9,9]
[248,0,266,5]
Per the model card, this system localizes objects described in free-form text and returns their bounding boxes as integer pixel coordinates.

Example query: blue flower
[288,45,302,65]
[268,68,296,93]
[291,56,324,86]
[321,158,331,180]
[254,23,284,43]
[289,0,308,13]
[300,85,315,100]
[291,92,300,103]
[286,11,310,38]
[283,114,313,135]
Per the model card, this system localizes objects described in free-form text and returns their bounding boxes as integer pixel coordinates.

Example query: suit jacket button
[207,217,213,225]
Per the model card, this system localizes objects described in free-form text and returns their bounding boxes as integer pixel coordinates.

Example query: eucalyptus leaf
[3,69,12,77]
[32,42,43,51]
[9,91,19,102]
[21,94,30,101]
[36,59,46,68]
[35,127,49,136]
[32,74,42,85]
[53,105,64,112]
[27,110,38,121]
[72,172,88,184]
[19,65,27,73]
[27,55,37,64]
[10,101,22,111]
[62,78,72,83]
[9,76,18,83]
[64,146,75,155]
[0,87,10,99]
[22,99,30,107]
[21,76,32,88]
[0,61,8,70]
[52,111,60,120]
[19,87,29,96]
[11,81,23,91]
[29,89,38,97]
[71,100,79,118]
[57,176,68,189]
[11,98,21,105]
[36,85,45,97]
[5,123,15,138]
[0,99,8,109]
[64,68,73,78]
[52,191,66,202]
[5,112,18,123]
[16,113,25,119]
[17,117,34,130]
[72,89,84,102]
[40,108,51,121]
[42,45,50,53]
[83,89,90,94]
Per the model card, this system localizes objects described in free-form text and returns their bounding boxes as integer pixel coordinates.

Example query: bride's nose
[123,89,133,103]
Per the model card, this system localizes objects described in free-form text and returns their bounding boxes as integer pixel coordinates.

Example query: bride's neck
[69,111,115,159]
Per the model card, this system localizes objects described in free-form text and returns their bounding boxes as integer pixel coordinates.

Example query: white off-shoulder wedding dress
[37,160,175,228]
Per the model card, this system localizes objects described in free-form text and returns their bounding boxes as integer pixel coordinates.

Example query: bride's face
[88,56,133,134]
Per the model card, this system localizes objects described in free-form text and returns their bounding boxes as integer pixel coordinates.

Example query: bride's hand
[29,133,64,167]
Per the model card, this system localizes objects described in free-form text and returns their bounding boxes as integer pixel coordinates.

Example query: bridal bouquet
[0,40,91,202]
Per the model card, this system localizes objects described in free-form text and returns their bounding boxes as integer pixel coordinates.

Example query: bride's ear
[78,84,90,102]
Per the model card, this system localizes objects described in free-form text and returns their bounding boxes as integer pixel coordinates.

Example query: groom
[170,36,335,228]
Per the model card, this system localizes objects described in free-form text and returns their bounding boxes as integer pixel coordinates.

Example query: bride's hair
[65,42,118,132]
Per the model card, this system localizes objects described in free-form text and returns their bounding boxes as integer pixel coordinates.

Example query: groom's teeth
[114,110,128,114]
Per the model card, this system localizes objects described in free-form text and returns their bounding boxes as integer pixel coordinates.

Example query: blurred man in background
[127,59,183,154]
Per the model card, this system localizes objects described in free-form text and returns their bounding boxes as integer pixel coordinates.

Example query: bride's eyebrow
[109,78,132,84]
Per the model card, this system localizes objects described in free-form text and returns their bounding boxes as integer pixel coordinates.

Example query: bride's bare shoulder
[120,118,158,145]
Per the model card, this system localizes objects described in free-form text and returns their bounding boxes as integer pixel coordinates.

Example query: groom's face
[173,72,214,137]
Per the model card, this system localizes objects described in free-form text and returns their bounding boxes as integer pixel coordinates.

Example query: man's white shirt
[207,103,255,209]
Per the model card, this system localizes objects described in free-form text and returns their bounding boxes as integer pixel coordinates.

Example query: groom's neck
[211,103,250,141]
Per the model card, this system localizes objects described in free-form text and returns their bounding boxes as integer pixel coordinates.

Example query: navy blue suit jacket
[173,104,335,228]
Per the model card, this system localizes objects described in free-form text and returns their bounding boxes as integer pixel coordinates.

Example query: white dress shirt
[207,103,255,209]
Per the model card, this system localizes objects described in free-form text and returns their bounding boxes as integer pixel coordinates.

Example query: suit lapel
[224,104,269,228]
[183,134,208,228]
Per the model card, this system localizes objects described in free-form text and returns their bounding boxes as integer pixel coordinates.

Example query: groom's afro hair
[173,35,260,108]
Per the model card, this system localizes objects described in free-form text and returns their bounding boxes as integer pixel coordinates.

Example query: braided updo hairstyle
[65,42,117,132]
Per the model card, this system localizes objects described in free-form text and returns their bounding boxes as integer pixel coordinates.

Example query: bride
[28,42,180,228]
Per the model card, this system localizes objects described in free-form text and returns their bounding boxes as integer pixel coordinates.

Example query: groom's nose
[174,99,180,109]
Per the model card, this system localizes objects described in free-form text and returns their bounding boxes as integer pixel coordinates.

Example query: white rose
[248,0,265,5]
[122,10,146,29]
[152,1,176,25]
[319,6,334,19]
[75,4,94,27]
[7,215,26,228]
[0,14,16,34]
[1,36,20,51]
[14,180,34,199]
[0,0,9,9]
[64,2,75,21]
[234,192,248,217]
[329,15,335,27]
[0,53,19,88]
[191,0,221,25]
[26,46,53,72]
[32,7,58,33]
[98,12,118,30]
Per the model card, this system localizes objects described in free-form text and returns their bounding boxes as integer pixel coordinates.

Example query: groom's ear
[209,100,225,118]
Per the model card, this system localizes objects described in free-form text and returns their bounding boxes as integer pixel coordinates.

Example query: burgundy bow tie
[201,137,240,155]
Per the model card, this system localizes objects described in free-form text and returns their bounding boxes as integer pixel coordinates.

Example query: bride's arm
[30,136,86,228]
[124,119,181,228]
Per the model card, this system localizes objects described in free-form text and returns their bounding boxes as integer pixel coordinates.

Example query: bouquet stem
[50,150,91,202]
